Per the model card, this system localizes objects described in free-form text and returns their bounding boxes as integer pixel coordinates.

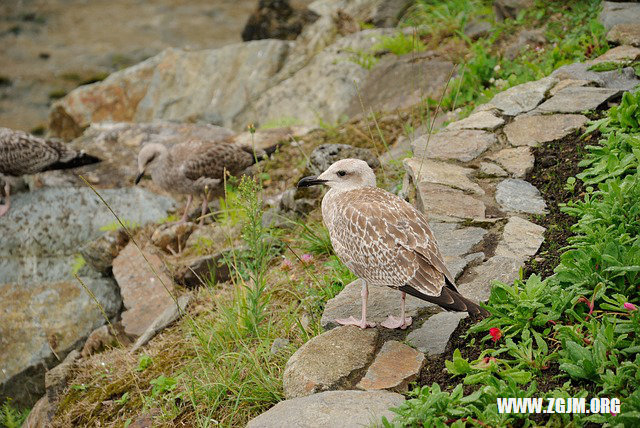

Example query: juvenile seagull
[0,127,100,217]
[135,140,268,224]
[298,158,489,329]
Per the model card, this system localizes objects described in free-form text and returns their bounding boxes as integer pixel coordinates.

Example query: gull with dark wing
[298,158,489,329]
[135,140,271,225]
[0,127,100,217]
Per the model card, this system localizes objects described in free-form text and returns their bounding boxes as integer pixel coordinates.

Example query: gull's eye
[337,170,347,177]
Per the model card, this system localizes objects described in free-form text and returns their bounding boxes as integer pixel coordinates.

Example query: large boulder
[48,55,163,140]
[344,53,455,117]
[235,28,394,128]
[0,187,175,407]
[49,40,292,137]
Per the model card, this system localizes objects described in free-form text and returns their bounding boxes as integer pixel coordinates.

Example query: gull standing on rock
[135,140,271,224]
[298,158,489,329]
[0,127,100,217]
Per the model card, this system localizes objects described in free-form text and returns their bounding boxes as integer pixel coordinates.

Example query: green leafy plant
[0,400,29,428]
[137,354,153,372]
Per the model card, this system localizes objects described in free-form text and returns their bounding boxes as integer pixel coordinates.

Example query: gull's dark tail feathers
[399,284,490,318]
[45,151,101,172]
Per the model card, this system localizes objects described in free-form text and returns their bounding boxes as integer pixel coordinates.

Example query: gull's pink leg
[199,190,210,226]
[336,280,376,329]
[0,182,10,217]
[381,291,413,329]
[179,195,193,223]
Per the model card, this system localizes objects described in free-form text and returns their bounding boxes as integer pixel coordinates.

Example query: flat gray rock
[591,45,640,63]
[113,243,176,337]
[551,62,639,91]
[413,129,496,162]
[356,341,425,392]
[608,24,640,47]
[458,256,524,302]
[283,326,378,398]
[495,216,545,261]
[551,61,640,91]
[490,147,534,178]
[496,179,547,215]
[478,162,508,177]
[247,390,404,428]
[415,183,486,221]
[485,76,556,116]
[406,312,468,356]
[321,280,438,330]
[504,114,588,147]
[446,110,505,131]
[447,252,485,280]
[130,294,191,352]
[536,86,620,113]
[600,1,640,31]
[404,158,484,195]
[430,223,487,259]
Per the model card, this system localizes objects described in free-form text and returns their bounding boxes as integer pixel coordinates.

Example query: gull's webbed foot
[380,315,412,330]
[335,316,376,329]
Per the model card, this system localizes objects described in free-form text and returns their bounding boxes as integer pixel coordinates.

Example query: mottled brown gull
[136,140,270,224]
[298,158,489,329]
[0,127,100,217]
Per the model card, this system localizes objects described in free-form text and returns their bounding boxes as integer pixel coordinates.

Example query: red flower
[489,328,502,343]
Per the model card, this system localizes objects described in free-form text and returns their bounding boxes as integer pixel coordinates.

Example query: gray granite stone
[404,158,484,195]
[485,76,556,116]
[458,256,524,302]
[446,110,505,131]
[608,24,640,47]
[491,147,534,178]
[413,129,496,162]
[430,223,487,259]
[536,87,620,113]
[283,326,378,398]
[356,341,425,392]
[495,179,547,214]
[551,63,638,91]
[600,1,640,31]
[478,162,508,177]
[415,183,486,221]
[495,216,546,261]
[504,114,588,147]
[247,390,404,428]
[406,312,468,356]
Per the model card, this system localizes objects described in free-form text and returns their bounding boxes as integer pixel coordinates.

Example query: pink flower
[280,258,293,271]
[624,302,637,311]
[489,328,502,343]
[301,254,313,264]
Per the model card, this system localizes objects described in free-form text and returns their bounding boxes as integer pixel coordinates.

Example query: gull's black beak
[297,175,327,188]
[134,171,144,185]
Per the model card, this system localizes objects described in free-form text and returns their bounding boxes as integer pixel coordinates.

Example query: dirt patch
[523,130,596,279]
